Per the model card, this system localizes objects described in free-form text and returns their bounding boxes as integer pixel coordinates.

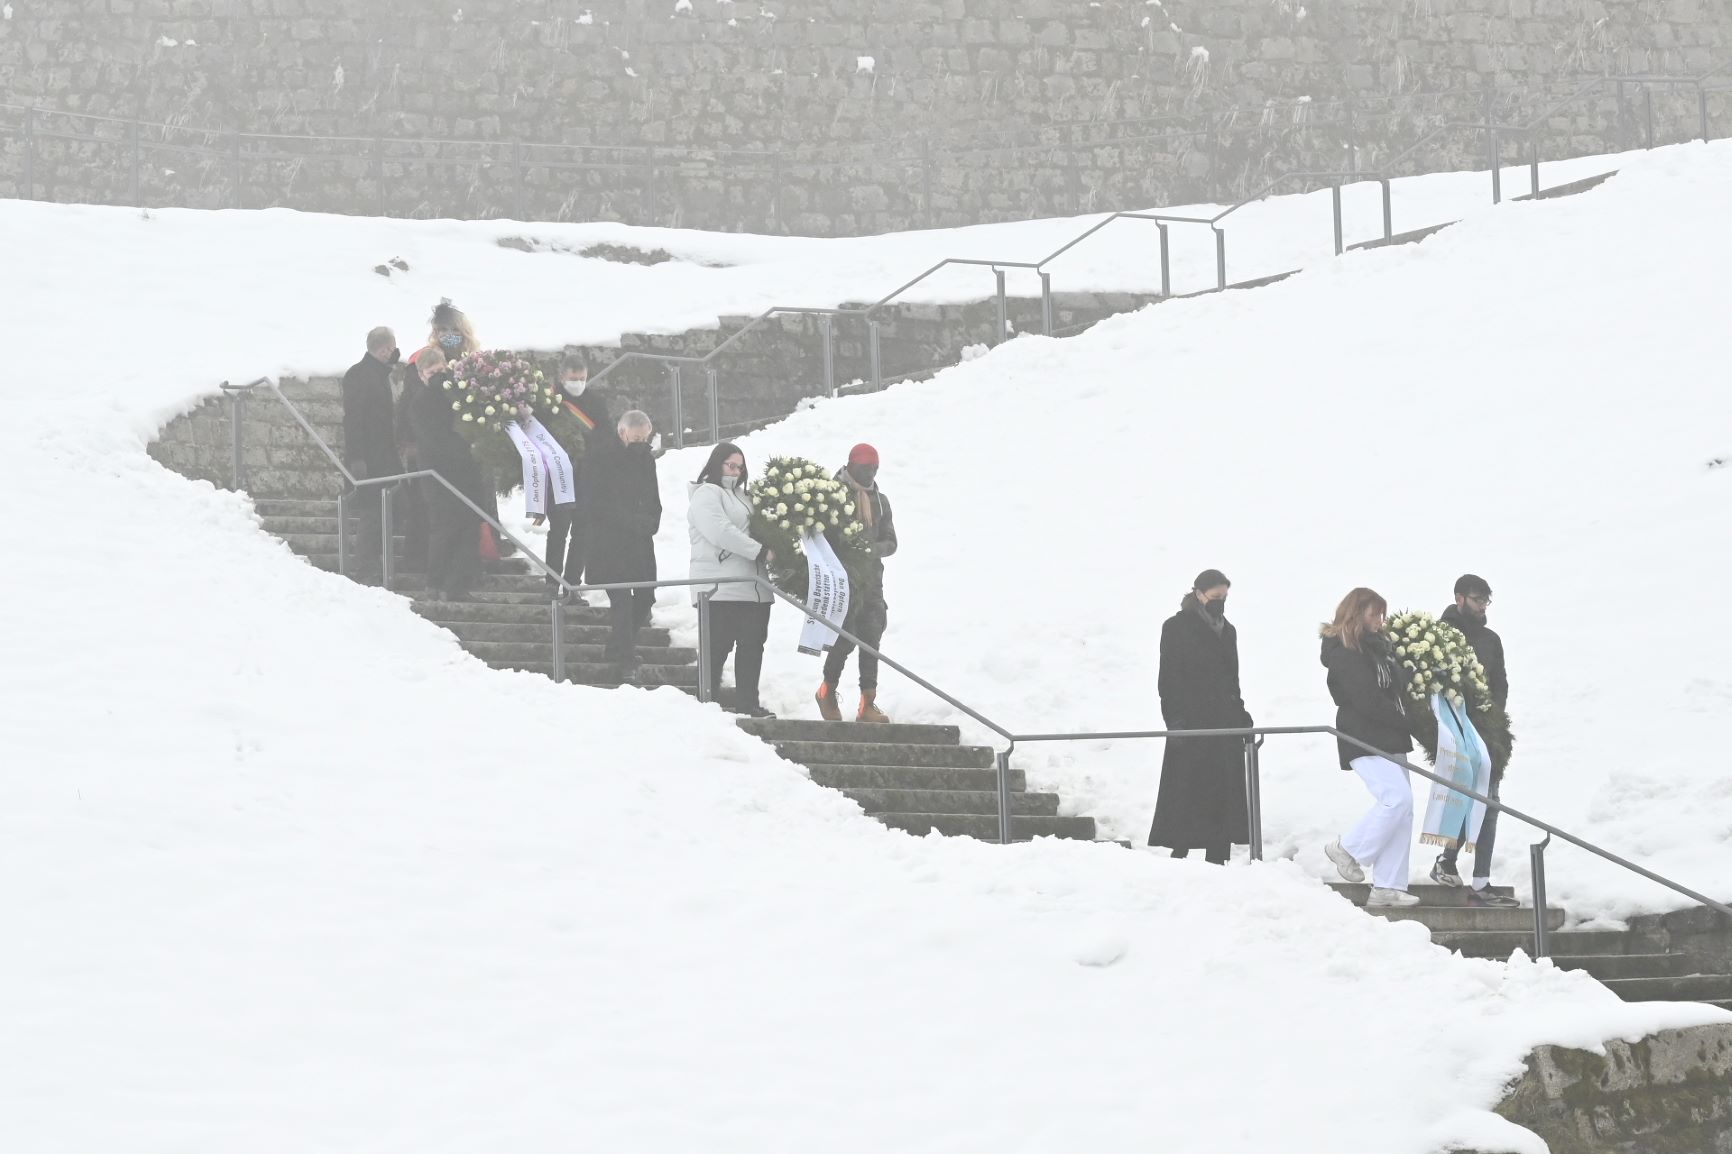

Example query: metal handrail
[1012,722,1732,954]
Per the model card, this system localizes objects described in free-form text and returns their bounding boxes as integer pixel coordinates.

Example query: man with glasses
[1432,574,1516,905]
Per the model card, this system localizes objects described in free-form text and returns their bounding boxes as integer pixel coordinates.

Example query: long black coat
[402,374,489,513]
[341,354,400,479]
[1321,635,1413,771]
[1148,602,1253,849]
[581,438,661,584]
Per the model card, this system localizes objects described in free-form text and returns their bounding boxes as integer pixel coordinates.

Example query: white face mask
[720,475,738,490]
[561,377,588,397]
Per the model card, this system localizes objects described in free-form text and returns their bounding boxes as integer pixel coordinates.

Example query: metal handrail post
[1489,127,1502,204]
[1040,271,1054,335]
[994,748,1014,845]
[129,119,141,204]
[868,319,882,391]
[1379,178,1392,239]
[1157,222,1171,297]
[1699,85,1710,142]
[1243,737,1265,861]
[550,596,566,684]
[705,366,720,445]
[668,364,685,451]
[696,591,715,703]
[1330,184,1344,256]
[229,385,246,490]
[821,315,836,397]
[1617,79,1628,151]
[380,484,395,589]
[1212,227,1226,291]
[994,268,1008,344]
[1644,85,1655,149]
[335,489,348,576]
[1528,133,1540,198]
[1530,834,1553,958]
[22,107,34,199]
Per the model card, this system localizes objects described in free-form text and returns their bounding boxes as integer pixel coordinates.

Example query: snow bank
[646,141,1732,924]
[3,148,1727,1152]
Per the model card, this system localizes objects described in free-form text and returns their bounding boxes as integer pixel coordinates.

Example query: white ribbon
[504,416,576,518]
[797,529,852,656]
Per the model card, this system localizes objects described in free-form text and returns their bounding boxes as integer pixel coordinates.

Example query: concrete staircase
[1332,883,1732,1012]
[246,496,1099,841]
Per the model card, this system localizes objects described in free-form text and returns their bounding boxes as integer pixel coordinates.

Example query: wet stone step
[1373,906,1567,933]
[842,788,1059,817]
[486,660,699,688]
[463,640,696,665]
[440,620,645,644]
[806,765,1027,792]
[1552,953,1695,982]
[253,498,338,517]
[772,740,994,770]
[1600,974,1732,1003]
[1432,929,1640,960]
[737,718,964,746]
[874,813,1097,841]
[412,602,659,636]
[1329,882,1516,908]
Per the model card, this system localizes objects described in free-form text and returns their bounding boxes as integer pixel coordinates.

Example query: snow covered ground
[3,147,1729,1153]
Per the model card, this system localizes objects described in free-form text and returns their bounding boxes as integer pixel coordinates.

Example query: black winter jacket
[341,354,400,479]
[1321,634,1413,771]
[581,438,661,584]
[1440,604,1508,709]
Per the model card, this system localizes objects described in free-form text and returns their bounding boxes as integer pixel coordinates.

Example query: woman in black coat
[1148,569,1252,864]
[403,348,489,601]
[1320,587,1419,907]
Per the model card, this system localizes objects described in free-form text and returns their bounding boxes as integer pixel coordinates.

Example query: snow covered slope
[3,149,1727,1153]
[645,141,1732,924]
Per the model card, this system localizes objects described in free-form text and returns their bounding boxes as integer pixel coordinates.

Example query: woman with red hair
[1320,588,1419,908]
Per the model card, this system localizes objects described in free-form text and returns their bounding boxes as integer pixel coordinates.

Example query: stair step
[1551,953,1695,982]
[842,788,1058,817]
[875,812,1097,841]
[395,573,554,593]
[307,555,529,579]
[1330,882,1516,908]
[1599,974,1732,1003]
[463,640,695,665]
[412,601,667,637]
[772,740,993,769]
[736,718,964,746]
[1431,929,1629,959]
[807,765,1027,792]
[405,586,572,606]
[440,620,652,644]
[1513,169,1618,202]
[253,498,338,516]
[484,661,699,687]
[1370,906,1566,933]
[1348,221,1453,252]
[259,516,342,534]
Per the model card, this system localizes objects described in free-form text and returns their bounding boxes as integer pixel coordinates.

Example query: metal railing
[576,69,1721,448]
[222,377,1730,961]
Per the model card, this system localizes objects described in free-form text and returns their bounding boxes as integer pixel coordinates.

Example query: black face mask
[1203,598,1226,619]
[388,347,401,364]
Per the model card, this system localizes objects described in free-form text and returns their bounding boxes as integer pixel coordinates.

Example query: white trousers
[1342,756,1415,891]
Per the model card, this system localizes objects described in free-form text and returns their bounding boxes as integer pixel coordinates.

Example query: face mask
[388,347,401,364]
[438,332,462,350]
[562,377,588,397]
[721,475,738,490]
[1204,598,1226,619]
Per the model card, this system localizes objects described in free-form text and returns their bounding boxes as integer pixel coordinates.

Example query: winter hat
[1193,568,1231,592]
[848,443,880,467]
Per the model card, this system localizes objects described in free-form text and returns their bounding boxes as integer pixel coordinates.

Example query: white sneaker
[1366,887,1421,908]
[1325,839,1365,884]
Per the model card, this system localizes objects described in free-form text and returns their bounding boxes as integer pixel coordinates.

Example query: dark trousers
[1441,771,1502,881]
[545,506,586,581]
[425,480,481,599]
[1172,845,1230,865]
[822,590,888,692]
[606,587,654,667]
[709,601,771,709]
[399,478,428,573]
[352,487,384,572]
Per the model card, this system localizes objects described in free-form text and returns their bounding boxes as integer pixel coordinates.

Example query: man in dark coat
[402,349,487,601]
[1148,569,1253,864]
[543,351,615,600]
[1431,573,1518,906]
[581,409,661,679]
[341,326,401,575]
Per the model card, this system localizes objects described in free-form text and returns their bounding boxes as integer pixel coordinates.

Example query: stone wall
[3,0,1729,233]
[1492,1023,1732,1153]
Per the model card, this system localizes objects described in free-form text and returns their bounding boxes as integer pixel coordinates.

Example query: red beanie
[848,443,880,466]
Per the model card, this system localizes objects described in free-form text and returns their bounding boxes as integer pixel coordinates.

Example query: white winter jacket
[686,479,770,604]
